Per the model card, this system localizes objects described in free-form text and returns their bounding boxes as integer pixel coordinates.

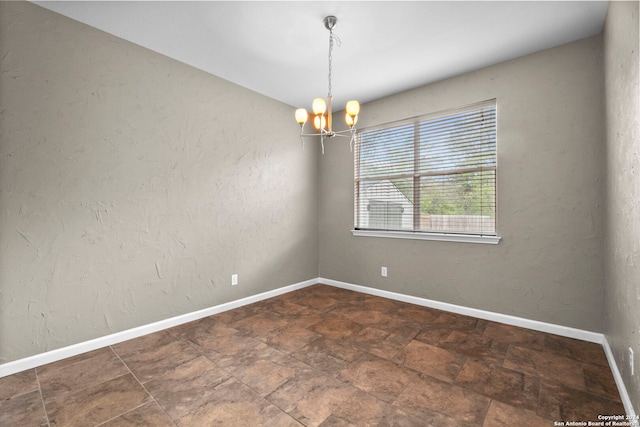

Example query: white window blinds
[354,99,497,236]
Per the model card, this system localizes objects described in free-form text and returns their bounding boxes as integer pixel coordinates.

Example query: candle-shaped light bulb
[295,108,308,125]
[345,100,360,117]
[312,98,327,115]
[313,115,327,130]
[345,112,358,127]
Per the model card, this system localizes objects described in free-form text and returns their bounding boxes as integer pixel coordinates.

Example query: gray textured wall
[0,1,319,363]
[319,35,606,332]
[603,0,640,414]
[3,0,631,376]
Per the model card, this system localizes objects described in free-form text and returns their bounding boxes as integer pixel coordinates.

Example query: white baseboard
[2,276,636,420]
[602,338,639,425]
[319,277,604,343]
[0,278,316,379]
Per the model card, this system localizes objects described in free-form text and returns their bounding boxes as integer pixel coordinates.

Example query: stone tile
[317,415,353,427]
[583,363,622,401]
[231,312,290,341]
[323,390,433,427]
[285,308,325,329]
[267,325,321,354]
[544,334,609,367]
[483,322,546,352]
[338,353,420,403]
[537,380,625,422]
[393,340,466,383]
[351,326,414,360]
[262,411,305,426]
[112,331,200,383]
[100,401,175,427]
[394,375,491,425]
[483,400,553,427]
[167,315,239,345]
[415,312,487,346]
[440,330,507,368]
[195,331,267,367]
[290,294,340,312]
[266,369,358,426]
[324,305,366,320]
[348,310,421,338]
[362,296,405,312]
[304,285,364,303]
[46,374,150,427]
[393,304,441,325]
[0,369,39,401]
[309,317,364,340]
[347,309,400,327]
[283,287,316,299]
[223,347,308,396]
[212,303,264,324]
[172,377,291,426]
[434,312,489,331]
[414,326,460,345]
[503,346,586,391]
[256,297,309,317]
[0,390,48,427]
[454,360,540,410]
[144,356,231,420]
[291,337,364,375]
[8,287,628,427]
[37,347,129,405]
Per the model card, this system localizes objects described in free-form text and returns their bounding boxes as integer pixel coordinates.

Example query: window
[354,99,498,243]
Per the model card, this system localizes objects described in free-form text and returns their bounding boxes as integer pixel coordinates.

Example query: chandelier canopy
[295,16,360,154]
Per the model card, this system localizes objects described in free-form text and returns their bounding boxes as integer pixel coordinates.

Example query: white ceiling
[33,1,608,109]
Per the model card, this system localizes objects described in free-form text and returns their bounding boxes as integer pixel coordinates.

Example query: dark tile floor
[0,284,625,426]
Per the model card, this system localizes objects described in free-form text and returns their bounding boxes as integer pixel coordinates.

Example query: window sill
[351,229,501,245]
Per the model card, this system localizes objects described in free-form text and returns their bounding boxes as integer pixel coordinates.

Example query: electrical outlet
[231,274,238,286]
[381,266,387,277]
[630,347,635,376]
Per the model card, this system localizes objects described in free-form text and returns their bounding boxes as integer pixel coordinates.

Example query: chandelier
[295,16,360,154]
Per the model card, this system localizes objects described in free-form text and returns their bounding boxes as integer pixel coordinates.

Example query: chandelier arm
[300,130,351,138]
[299,131,324,137]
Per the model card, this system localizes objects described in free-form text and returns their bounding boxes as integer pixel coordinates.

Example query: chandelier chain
[327,30,342,98]
[328,29,333,98]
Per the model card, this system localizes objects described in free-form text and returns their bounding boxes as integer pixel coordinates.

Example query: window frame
[352,99,501,245]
